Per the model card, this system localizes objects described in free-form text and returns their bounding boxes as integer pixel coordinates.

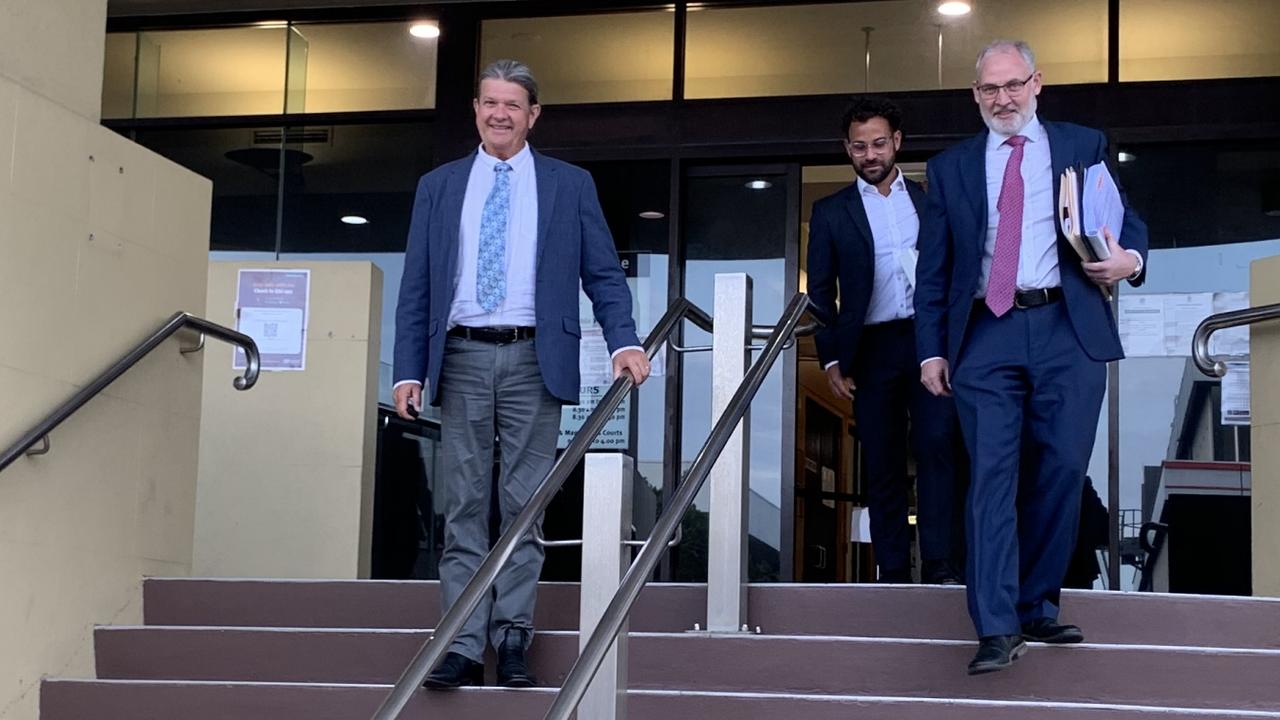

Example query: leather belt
[447,325,536,344]
[1013,287,1063,309]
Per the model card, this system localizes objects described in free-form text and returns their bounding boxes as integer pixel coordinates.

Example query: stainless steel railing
[542,292,815,720]
[371,297,710,720]
[0,312,260,473]
[1192,302,1280,377]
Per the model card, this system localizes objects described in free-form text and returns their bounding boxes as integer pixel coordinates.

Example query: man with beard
[914,40,1148,674]
[807,97,966,586]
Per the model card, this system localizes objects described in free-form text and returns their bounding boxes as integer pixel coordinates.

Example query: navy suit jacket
[392,149,640,405]
[914,121,1149,369]
[807,177,928,378]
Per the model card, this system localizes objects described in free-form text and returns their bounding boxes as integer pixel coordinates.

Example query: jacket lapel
[842,184,875,258]
[438,153,474,298]
[533,149,557,271]
[1044,120,1071,241]
[960,133,988,253]
[905,177,927,216]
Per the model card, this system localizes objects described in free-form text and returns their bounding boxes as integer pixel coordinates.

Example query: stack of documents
[1058,162,1123,262]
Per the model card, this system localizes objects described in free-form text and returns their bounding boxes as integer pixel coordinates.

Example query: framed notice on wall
[233,269,311,372]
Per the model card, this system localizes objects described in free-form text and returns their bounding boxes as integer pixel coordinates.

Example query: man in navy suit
[914,40,1148,674]
[392,59,649,688]
[807,97,965,585]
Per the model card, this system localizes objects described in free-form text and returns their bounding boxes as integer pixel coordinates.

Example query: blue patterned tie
[477,161,512,313]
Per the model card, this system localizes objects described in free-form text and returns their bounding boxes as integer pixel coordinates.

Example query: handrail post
[707,273,752,633]
[578,453,633,720]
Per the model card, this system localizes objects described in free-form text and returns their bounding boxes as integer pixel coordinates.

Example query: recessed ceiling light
[409,22,440,39]
[638,211,666,219]
[255,20,289,29]
[745,179,773,190]
[937,1,972,16]
[1118,152,1137,163]
[341,215,369,225]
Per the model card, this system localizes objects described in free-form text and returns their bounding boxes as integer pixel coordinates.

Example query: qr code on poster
[263,322,278,338]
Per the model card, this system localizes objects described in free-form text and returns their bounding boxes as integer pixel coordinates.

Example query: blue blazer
[807,177,928,378]
[914,121,1149,369]
[393,149,640,405]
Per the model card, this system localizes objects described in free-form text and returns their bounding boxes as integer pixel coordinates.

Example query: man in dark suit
[807,97,966,586]
[392,59,649,688]
[914,40,1148,674]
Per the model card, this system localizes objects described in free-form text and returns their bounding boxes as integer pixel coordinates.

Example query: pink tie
[985,134,1028,317]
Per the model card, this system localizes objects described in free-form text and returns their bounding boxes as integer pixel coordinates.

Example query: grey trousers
[437,335,563,662]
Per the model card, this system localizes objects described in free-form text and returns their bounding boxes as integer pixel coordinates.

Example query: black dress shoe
[423,652,484,690]
[1021,618,1084,644]
[967,634,1027,675]
[922,560,962,586]
[497,628,537,688]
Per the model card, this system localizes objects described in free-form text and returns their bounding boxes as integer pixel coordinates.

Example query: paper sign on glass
[234,269,310,372]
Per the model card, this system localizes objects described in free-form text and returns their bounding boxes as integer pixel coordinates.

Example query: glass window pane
[133,126,283,252]
[287,21,439,113]
[480,12,674,104]
[136,27,288,118]
[102,32,137,119]
[1121,0,1280,81]
[685,0,1106,99]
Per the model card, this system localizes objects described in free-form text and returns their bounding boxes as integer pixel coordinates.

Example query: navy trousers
[951,300,1106,638]
[853,319,966,575]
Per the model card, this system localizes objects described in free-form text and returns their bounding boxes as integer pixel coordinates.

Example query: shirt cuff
[823,361,839,370]
[920,356,944,368]
[392,379,422,391]
[610,345,643,359]
[1125,249,1144,280]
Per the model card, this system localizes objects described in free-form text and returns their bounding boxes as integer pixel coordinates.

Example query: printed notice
[1221,361,1251,426]
[1211,292,1251,358]
[234,269,310,371]
[559,385,631,450]
[1118,294,1166,357]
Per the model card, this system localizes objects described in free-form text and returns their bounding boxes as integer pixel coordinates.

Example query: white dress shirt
[450,143,539,328]
[823,168,919,371]
[977,114,1059,297]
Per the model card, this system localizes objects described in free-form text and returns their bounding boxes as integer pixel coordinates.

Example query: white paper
[1163,293,1215,357]
[899,247,919,290]
[850,506,872,543]
[578,329,614,386]
[1118,295,1166,357]
[1210,292,1251,358]
[1221,361,1251,426]
[238,307,304,355]
[559,386,631,449]
[1083,161,1123,252]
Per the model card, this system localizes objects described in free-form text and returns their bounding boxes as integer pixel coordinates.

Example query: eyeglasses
[975,72,1035,100]
[847,137,893,157]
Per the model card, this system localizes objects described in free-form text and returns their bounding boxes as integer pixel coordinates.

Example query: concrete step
[41,680,1280,720]
[93,627,1280,712]
[143,578,1280,650]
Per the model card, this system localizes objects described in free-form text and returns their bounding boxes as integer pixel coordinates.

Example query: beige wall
[0,2,212,717]
[194,261,382,579]
[1251,255,1280,597]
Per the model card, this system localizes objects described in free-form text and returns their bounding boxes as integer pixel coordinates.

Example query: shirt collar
[986,113,1045,152]
[476,142,533,172]
[855,165,905,197]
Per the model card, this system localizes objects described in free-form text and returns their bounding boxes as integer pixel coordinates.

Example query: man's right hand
[394,382,423,420]
[920,358,952,397]
[824,364,855,402]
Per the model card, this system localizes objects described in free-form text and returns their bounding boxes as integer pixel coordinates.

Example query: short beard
[855,159,894,186]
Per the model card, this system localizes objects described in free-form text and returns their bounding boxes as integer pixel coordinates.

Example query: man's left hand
[612,348,651,386]
[1081,227,1139,288]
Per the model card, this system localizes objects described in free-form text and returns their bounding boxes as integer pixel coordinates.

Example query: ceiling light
[409,22,440,39]
[937,1,972,16]
[341,215,369,225]
[1118,152,1137,163]
[638,211,665,219]
[254,21,289,29]
[745,179,773,190]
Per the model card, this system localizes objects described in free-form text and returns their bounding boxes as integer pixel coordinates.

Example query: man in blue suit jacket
[392,59,649,689]
[914,40,1148,674]
[808,97,965,585]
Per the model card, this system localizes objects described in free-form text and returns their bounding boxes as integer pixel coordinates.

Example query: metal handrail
[542,292,815,720]
[372,297,704,720]
[0,312,260,473]
[1192,302,1280,377]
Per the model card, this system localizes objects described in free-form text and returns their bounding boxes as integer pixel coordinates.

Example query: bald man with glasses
[913,40,1149,675]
